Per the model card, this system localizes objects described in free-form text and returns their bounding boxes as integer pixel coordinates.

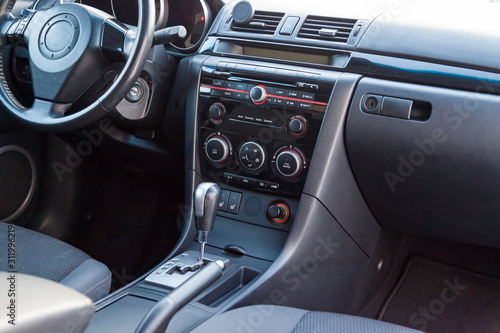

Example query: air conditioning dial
[238,141,266,174]
[204,133,232,166]
[272,146,306,179]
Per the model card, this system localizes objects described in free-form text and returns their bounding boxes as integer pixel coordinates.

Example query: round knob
[288,116,307,136]
[208,103,226,124]
[239,141,266,173]
[205,136,230,164]
[275,148,304,178]
[232,0,254,25]
[267,203,290,224]
[249,86,268,105]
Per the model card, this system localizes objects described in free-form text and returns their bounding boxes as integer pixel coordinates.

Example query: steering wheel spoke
[28,99,72,120]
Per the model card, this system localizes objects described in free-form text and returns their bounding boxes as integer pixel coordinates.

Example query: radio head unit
[197,60,335,197]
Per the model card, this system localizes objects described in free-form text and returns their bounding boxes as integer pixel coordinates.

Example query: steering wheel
[0,0,155,131]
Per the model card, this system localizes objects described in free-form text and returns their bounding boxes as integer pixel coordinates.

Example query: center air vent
[298,16,357,43]
[231,11,284,35]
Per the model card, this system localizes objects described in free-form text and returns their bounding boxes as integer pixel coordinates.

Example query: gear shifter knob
[194,182,222,261]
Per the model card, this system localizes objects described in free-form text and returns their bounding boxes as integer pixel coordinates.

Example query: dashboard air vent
[298,15,357,43]
[231,11,285,35]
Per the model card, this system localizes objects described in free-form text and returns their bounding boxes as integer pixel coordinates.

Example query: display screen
[242,47,330,66]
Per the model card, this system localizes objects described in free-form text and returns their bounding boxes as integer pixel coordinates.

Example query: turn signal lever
[152,25,187,45]
[194,182,222,261]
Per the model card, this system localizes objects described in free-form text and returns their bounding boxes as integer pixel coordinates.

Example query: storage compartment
[346,77,500,248]
[197,267,259,307]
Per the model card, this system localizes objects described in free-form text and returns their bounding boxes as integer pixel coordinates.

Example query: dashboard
[15,0,500,250]
[183,0,500,251]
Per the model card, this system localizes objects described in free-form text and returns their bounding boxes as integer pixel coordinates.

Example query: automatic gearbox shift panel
[145,251,230,289]
[198,57,337,197]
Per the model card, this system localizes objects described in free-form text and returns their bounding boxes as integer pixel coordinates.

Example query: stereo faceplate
[198,67,334,196]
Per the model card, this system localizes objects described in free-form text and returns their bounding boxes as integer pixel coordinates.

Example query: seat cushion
[0,222,111,301]
[190,305,423,333]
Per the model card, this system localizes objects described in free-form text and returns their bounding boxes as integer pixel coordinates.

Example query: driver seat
[0,222,111,302]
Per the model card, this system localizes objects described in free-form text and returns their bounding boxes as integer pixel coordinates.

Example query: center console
[86,56,342,332]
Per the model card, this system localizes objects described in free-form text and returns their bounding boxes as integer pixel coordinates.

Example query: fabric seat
[0,222,111,302]
[190,305,423,333]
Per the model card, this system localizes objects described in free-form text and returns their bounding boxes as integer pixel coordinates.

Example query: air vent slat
[230,10,284,35]
[300,28,351,35]
[298,15,357,43]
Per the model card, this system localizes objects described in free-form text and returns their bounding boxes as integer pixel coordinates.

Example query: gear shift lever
[194,182,222,262]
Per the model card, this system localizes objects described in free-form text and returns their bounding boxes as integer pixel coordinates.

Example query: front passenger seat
[190,305,422,333]
[0,222,111,302]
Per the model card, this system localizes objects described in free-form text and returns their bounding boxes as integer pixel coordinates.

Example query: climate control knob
[272,146,306,179]
[204,134,231,165]
[208,103,226,124]
[238,141,266,173]
[249,85,268,105]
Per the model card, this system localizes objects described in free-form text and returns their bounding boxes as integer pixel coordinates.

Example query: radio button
[286,100,298,108]
[224,81,237,89]
[222,91,234,98]
[287,90,299,98]
[273,88,287,96]
[211,89,223,97]
[212,79,224,87]
[235,83,247,91]
[298,102,313,110]
[234,92,245,99]
[300,92,315,100]
[270,97,285,106]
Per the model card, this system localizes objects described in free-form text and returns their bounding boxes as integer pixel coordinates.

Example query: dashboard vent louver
[231,11,285,35]
[298,15,357,43]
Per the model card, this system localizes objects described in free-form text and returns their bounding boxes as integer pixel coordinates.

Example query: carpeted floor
[379,256,500,332]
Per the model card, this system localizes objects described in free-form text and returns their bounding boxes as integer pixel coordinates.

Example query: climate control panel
[197,63,334,197]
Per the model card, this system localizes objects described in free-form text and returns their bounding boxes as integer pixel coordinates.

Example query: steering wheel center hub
[39,14,80,60]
